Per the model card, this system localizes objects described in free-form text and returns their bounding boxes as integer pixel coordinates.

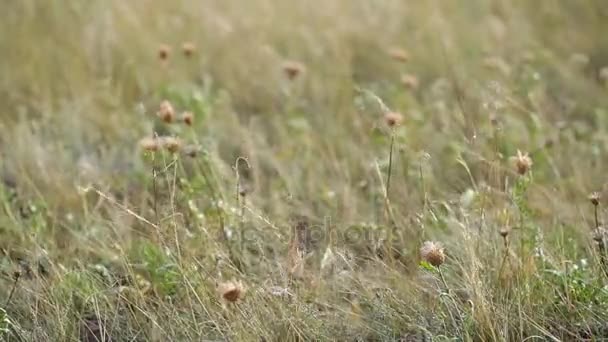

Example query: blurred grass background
[1,0,608,340]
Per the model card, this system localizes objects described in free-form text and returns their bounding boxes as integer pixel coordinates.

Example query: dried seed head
[510,150,533,175]
[499,226,510,238]
[420,241,446,267]
[384,111,403,127]
[158,44,171,61]
[182,144,201,158]
[589,192,601,206]
[400,74,419,90]
[387,47,409,63]
[218,281,245,302]
[593,227,607,243]
[182,42,196,57]
[158,100,175,123]
[182,111,194,126]
[138,137,161,152]
[161,136,182,153]
[282,60,305,80]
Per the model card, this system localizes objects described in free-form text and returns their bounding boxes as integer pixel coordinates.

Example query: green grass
[1,0,608,341]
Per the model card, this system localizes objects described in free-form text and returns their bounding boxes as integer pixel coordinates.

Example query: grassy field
[1,1,608,341]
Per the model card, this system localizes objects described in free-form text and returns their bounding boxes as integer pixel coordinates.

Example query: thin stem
[386,131,395,199]
[5,272,21,307]
[438,267,450,294]
[152,155,158,225]
[498,236,510,281]
[595,205,600,228]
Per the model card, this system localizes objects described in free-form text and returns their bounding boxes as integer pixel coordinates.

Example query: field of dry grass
[1,1,608,341]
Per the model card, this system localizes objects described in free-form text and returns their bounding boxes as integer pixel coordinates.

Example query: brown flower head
[499,226,510,238]
[218,281,245,302]
[400,74,419,90]
[511,150,533,175]
[384,111,403,127]
[420,241,446,267]
[139,137,161,152]
[182,42,196,57]
[388,47,409,63]
[589,192,601,206]
[161,136,182,153]
[182,144,201,158]
[181,111,194,126]
[158,100,175,123]
[158,44,171,61]
[600,67,608,83]
[593,227,607,243]
[282,60,305,80]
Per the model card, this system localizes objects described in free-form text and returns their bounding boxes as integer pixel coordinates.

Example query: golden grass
[0,0,608,340]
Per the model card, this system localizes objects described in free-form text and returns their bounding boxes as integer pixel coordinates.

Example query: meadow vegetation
[1,1,608,341]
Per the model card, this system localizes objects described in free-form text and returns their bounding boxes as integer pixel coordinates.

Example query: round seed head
[139,137,161,152]
[161,136,182,153]
[158,100,175,123]
[218,281,245,302]
[593,227,607,243]
[384,111,403,127]
[420,241,446,267]
[282,60,305,80]
[158,44,171,61]
[387,47,409,62]
[499,226,510,238]
[182,111,194,126]
[510,150,533,175]
[400,74,419,90]
[182,42,196,57]
[589,192,601,206]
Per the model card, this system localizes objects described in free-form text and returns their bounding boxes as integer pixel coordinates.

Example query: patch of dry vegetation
[1,0,608,340]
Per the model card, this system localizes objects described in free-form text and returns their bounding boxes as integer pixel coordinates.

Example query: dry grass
[1,0,608,341]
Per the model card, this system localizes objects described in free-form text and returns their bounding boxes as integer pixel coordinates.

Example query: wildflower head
[158,100,175,124]
[511,150,533,175]
[499,226,510,238]
[161,136,182,153]
[181,111,194,126]
[282,60,305,80]
[139,137,161,152]
[590,192,601,207]
[593,227,607,243]
[182,42,196,57]
[388,47,409,63]
[420,241,446,267]
[400,74,419,90]
[218,281,245,302]
[158,44,171,61]
[384,111,403,127]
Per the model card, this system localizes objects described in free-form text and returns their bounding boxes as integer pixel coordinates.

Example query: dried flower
[182,144,201,158]
[388,47,409,62]
[182,42,196,57]
[400,74,419,90]
[499,226,510,238]
[158,100,175,123]
[181,111,194,126]
[158,44,171,61]
[420,241,446,267]
[511,150,533,175]
[161,136,182,153]
[589,192,601,206]
[593,227,607,243]
[282,60,305,80]
[384,111,403,127]
[139,137,161,152]
[218,280,245,302]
